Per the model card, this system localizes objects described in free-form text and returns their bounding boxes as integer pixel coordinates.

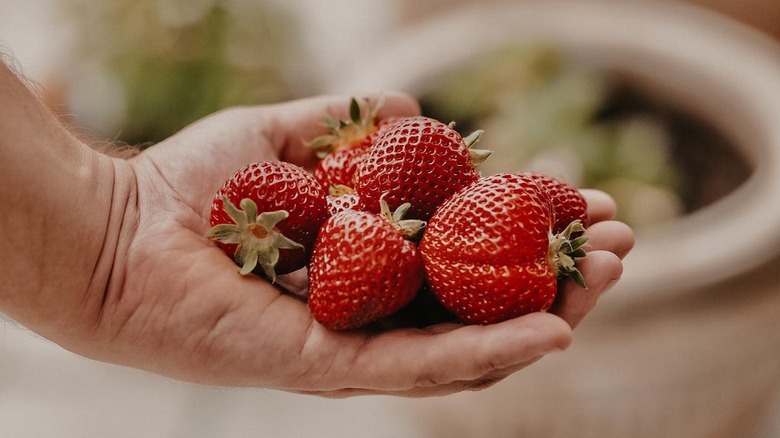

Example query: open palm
[86,94,633,397]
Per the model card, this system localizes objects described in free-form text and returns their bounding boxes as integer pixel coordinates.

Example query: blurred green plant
[421,45,689,229]
[61,0,310,145]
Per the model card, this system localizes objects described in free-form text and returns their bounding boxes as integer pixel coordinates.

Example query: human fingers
[547,219,634,327]
[585,220,635,259]
[304,353,544,398]
[549,250,623,328]
[259,92,421,169]
[581,189,617,224]
[296,312,572,397]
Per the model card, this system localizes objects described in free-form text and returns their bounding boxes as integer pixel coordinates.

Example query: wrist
[0,62,138,344]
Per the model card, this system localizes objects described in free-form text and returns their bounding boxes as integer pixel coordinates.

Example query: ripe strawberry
[313,144,370,191]
[355,116,491,221]
[308,97,402,191]
[524,171,589,232]
[308,197,426,330]
[206,161,329,282]
[419,173,588,325]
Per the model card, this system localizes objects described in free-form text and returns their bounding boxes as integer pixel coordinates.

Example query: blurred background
[2,0,780,437]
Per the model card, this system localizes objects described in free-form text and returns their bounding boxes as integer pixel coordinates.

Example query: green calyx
[378,194,426,240]
[548,220,589,288]
[457,126,492,166]
[306,96,385,158]
[206,197,303,283]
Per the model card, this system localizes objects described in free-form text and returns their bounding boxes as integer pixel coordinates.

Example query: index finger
[581,189,617,224]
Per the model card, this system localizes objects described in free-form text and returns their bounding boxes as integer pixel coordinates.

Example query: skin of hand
[0,62,634,397]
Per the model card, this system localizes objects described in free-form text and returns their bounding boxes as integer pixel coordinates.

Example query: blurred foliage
[61,0,309,145]
[420,45,709,229]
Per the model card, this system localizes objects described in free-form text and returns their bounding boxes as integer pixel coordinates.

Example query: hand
[8,89,634,397]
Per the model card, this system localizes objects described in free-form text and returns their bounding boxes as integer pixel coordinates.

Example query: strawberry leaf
[549,219,589,288]
[206,197,303,283]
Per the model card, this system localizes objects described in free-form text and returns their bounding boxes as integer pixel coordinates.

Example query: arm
[0,62,128,345]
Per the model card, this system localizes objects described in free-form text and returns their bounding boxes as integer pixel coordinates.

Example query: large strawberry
[355,116,491,221]
[308,97,401,191]
[419,173,588,325]
[206,161,329,282]
[308,197,426,330]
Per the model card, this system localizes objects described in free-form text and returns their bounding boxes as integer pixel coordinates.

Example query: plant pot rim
[329,0,780,309]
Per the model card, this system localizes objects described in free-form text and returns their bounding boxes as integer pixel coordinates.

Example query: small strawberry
[307,97,385,156]
[308,197,426,330]
[355,116,491,221]
[419,173,588,325]
[524,171,589,232]
[206,161,329,282]
[308,97,402,191]
[313,144,370,191]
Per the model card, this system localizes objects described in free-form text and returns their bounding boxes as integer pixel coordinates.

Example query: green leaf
[349,97,361,124]
[205,224,242,244]
[220,196,248,228]
[240,198,259,223]
[239,250,259,276]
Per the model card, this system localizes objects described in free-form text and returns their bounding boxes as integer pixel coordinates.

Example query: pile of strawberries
[206,98,589,330]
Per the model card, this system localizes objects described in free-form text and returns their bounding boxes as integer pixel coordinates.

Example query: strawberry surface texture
[420,173,587,325]
[207,161,329,281]
[355,116,489,221]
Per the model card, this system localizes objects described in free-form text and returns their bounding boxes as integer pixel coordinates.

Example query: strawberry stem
[206,197,303,283]
[305,96,385,157]
[378,194,426,240]
[462,129,493,166]
[548,220,588,288]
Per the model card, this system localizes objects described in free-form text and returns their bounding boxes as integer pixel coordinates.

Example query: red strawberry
[313,144,370,190]
[355,116,491,221]
[309,97,403,191]
[524,171,589,232]
[206,161,329,282]
[419,173,588,325]
[308,197,426,330]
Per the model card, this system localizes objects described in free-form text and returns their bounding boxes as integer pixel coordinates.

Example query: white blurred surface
[1,321,422,438]
[0,0,72,81]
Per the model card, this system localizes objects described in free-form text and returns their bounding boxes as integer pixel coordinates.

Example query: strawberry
[313,144,370,191]
[308,97,402,191]
[419,173,588,325]
[308,197,426,330]
[206,161,329,282]
[355,116,491,221]
[524,171,589,232]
